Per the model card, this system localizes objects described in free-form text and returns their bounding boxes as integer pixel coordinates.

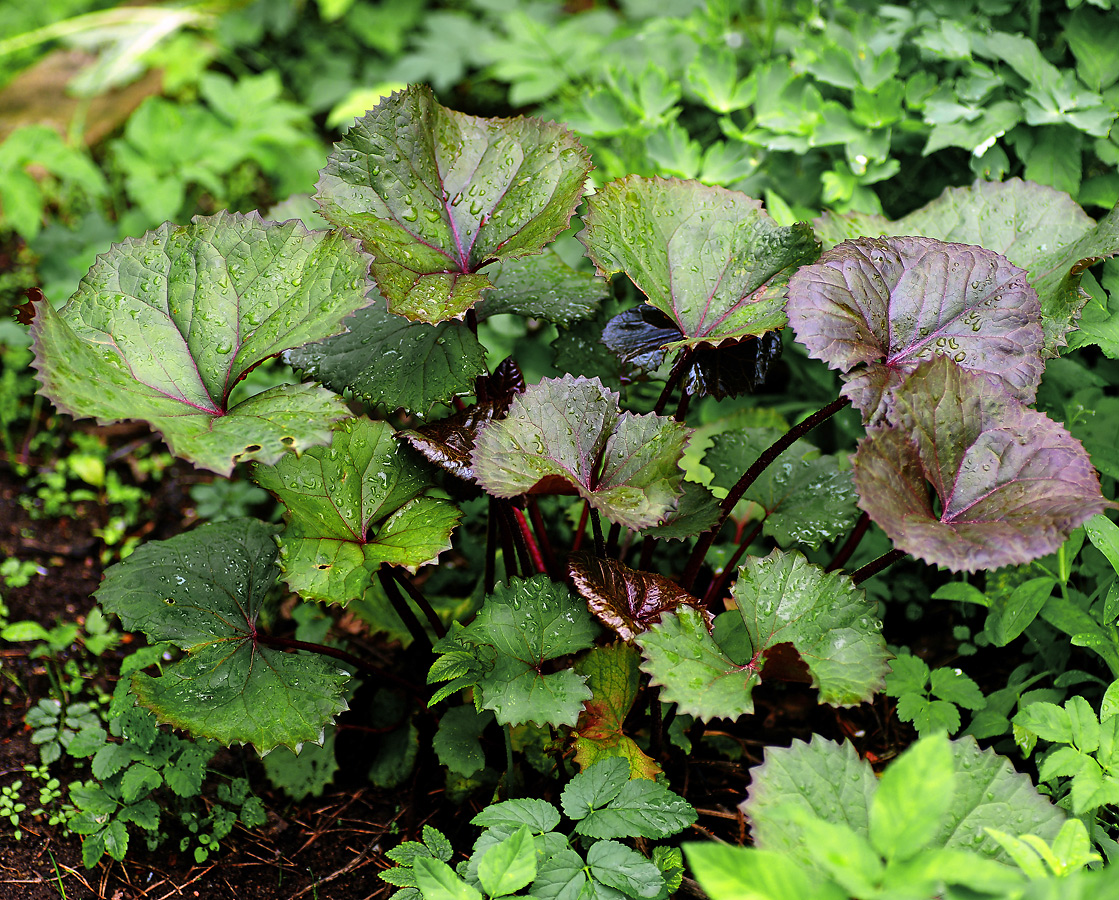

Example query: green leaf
[96,519,350,753]
[262,730,339,801]
[1065,8,1119,92]
[286,298,487,416]
[985,577,1057,646]
[316,85,591,322]
[731,550,889,706]
[120,763,163,804]
[458,576,598,727]
[683,845,847,900]
[471,798,561,834]
[413,857,484,900]
[869,734,955,861]
[254,418,461,606]
[473,375,689,530]
[560,757,629,821]
[705,429,858,549]
[586,840,665,900]
[636,607,761,722]
[885,653,930,697]
[1085,513,1119,575]
[574,779,697,840]
[929,667,985,710]
[29,212,373,475]
[531,847,587,900]
[477,825,537,898]
[434,706,493,777]
[475,251,604,326]
[578,176,819,348]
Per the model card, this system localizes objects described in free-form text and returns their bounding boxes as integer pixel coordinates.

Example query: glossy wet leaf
[812,178,1119,355]
[854,356,1111,573]
[638,480,722,541]
[572,644,661,779]
[286,296,486,416]
[441,576,599,727]
[253,417,461,606]
[29,211,374,474]
[786,236,1044,422]
[568,554,706,641]
[475,250,605,326]
[95,519,349,754]
[563,757,696,840]
[473,374,690,530]
[730,550,889,706]
[705,429,858,549]
[579,176,819,348]
[316,84,591,322]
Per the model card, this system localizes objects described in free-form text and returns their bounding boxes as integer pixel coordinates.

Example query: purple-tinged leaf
[579,176,819,348]
[568,554,708,641]
[28,211,374,475]
[812,179,1119,355]
[315,85,591,323]
[853,356,1113,573]
[472,375,689,530]
[786,236,1044,422]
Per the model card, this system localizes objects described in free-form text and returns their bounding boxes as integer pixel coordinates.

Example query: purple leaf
[786,236,1044,422]
[853,356,1113,573]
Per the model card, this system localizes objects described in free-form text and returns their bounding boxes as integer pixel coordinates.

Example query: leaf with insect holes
[285,296,486,416]
[812,178,1119,355]
[446,576,600,727]
[472,375,690,530]
[315,84,591,323]
[854,356,1112,573]
[95,518,350,754]
[786,236,1044,422]
[568,554,707,641]
[704,428,858,549]
[572,643,661,780]
[28,211,374,475]
[578,176,819,348]
[253,417,461,606]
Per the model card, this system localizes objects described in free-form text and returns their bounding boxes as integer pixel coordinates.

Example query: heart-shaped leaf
[578,176,819,348]
[812,178,1119,355]
[95,519,350,754]
[568,554,708,641]
[472,375,690,530]
[253,417,461,606]
[786,236,1044,422]
[285,295,487,416]
[853,355,1112,572]
[704,429,858,549]
[315,84,591,323]
[28,211,374,474]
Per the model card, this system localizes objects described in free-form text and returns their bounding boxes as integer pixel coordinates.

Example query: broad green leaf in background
[578,176,819,348]
[571,643,661,779]
[96,519,350,754]
[473,375,690,530]
[854,356,1111,572]
[261,730,339,801]
[474,250,605,326]
[704,428,858,548]
[683,844,847,900]
[869,734,955,861]
[253,417,461,606]
[450,576,599,727]
[315,84,592,322]
[433,706,493,778]
[28,212,374,475]
[285,297,487,416]
[730,550,889,706]
[786,235,1044,421]
[811,179,1119,355]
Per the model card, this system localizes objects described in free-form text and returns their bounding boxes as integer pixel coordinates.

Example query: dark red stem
[826,511,870,572]
[702,519,765,606]
[377,566,433,651]
[513,507,547,575]
[850,548,907,585]
[653,350,694,417]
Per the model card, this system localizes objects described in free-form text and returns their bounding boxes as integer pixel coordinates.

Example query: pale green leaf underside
[578,176,819,348]
[254,417,461,605]
[95,518,349,753]
[473,375,689,530]
[30,211,373,475]
[732,550,889,706]
[316,84,591,323]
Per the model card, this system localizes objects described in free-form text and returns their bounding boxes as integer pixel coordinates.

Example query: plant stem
[590,507,606,557]
[826,511,870,572]
[850,548,906,585]
[649,686,663,760]
[465,306,479,336]
[485,497,498,594]
[502,501,534,577]
[702,519,765,606]
[256,634,425,697]
[385,567,446,639]
[512,507,547,575]
[496,499,520,580]
[503,724,516,800]
[653,349,694,416]
[638,535,656,571]
[681,395,851,591]
[572,500,590,554]
[377,566,433,652]
[526,496,559,577]
[673,386,692,422]
[606,522,622,559]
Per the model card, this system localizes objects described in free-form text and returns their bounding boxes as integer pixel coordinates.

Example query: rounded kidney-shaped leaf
[29,211,374,474]
[95,519,350,754]
[472,375,690,530]
[579,176,819,348]
[854,356,1112,573]
[315,84,591,323]
[785,236,1044,422]
[253,417,461,606]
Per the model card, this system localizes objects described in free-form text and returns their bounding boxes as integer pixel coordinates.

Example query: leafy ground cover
[3,2,1119,899]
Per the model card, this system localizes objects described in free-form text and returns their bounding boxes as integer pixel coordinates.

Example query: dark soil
[0,420,917,900]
